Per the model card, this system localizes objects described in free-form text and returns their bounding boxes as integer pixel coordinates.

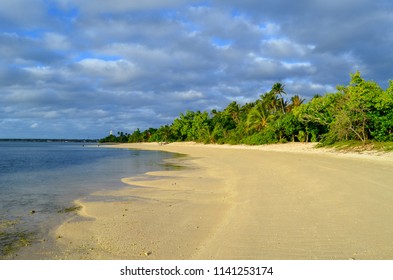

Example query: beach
[51,142,393,259]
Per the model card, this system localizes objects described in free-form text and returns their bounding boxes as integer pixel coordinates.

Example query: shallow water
[0,141,174,258]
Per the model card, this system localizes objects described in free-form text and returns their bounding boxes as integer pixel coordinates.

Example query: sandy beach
[49,142,393,259]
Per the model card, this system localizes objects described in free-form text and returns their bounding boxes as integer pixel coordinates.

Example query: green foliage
[297,131,306,142]
[317,140,393,152]
[149,125,173,142]
[270,82,287,114]
[0,219,34,258]
[246,104,271,133]
[100,72,393,147]
[57,205,82,213]
[241,133,266,145]
[293,92,341,129]
[278,113,302,142]
[327,71,391,143]
[171,111,211,142]
[99,134,119,143]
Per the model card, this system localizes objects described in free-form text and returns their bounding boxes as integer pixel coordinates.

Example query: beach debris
[144,251,152,256]
[30,210,36,214]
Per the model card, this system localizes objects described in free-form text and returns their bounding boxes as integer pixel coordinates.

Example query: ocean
[0,141,175,258]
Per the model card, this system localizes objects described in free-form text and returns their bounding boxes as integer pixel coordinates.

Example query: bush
[241,134,265,145]
[297,131,306,142]
[319,132,338,146]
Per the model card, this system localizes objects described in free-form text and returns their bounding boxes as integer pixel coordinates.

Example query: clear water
[0,142,174,257]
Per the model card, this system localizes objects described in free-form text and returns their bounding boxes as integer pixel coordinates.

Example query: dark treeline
[100,72,393,145]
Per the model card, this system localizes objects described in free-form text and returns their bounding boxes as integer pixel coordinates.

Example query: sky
[1,0,393,139]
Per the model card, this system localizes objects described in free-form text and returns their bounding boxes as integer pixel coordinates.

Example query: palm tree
[246,104,271,132]
[286,95,305,112]
[260,92,279,114]
[291,95,305,107]
[225,101,241,124]
[270,82,287,114]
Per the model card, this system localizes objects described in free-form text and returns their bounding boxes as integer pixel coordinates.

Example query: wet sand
[48,143,393,259]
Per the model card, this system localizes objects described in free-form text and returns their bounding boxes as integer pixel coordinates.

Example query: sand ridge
[47,142,393,259]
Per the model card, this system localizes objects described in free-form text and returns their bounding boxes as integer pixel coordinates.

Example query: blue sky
[1,0,393,139]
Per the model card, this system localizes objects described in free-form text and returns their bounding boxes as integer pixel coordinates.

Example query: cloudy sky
[1,0,392,139]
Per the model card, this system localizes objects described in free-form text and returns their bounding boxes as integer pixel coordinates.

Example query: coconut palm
[260,92,279,114]
[270,82,287,114]
[246,104,272,132]
[286,95,305,112]
[224,101,241,124]
[291,95,305,107]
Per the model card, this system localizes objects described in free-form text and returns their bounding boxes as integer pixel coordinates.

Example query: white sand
[44,142,393,259]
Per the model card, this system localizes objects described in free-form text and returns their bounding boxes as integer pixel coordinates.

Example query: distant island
[100,72,393,150]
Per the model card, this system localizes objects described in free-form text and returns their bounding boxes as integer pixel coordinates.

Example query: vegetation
[0,231,32,257]
[100,72,393,147]
[0,220,33,258]
[318,140,393,152]
[57,205,82,213]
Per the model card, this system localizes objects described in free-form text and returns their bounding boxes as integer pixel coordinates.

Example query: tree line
[100,72,393,145]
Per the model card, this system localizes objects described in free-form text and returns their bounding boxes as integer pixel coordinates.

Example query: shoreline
[105,141,393,160]
[53,144,232,259]
[4,145,175,260]
[23,142,393,259]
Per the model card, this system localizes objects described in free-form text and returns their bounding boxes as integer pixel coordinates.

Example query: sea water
[0,141,175,258]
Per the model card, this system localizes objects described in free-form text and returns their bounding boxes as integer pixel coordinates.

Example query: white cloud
[44,33,71,50]
[43,111,60,119]
[173,90,204,101]
[76,58,141,84]
[30,123,39,129]
[260,39,313,58]
[1,0,392,138]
